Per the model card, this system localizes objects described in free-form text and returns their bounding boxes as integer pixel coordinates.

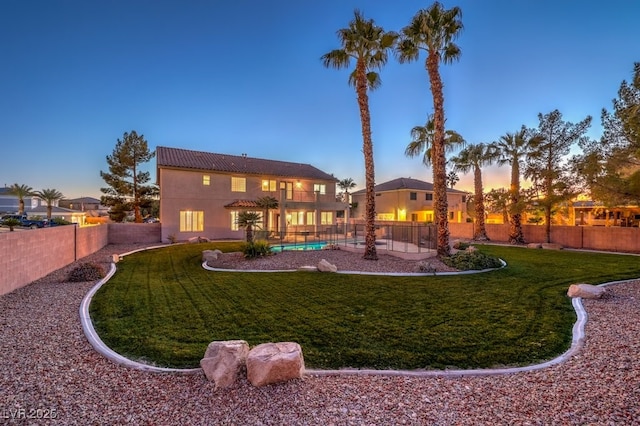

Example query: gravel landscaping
[1,243,639,424]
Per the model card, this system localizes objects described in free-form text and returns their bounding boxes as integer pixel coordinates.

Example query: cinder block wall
[108,223,161,244]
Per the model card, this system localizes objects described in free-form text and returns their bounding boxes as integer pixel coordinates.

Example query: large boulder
[317,259,337,273]
[567,284,607,299]
[200,340,250,389]
[246,342,305,387]
[202,249,223,263]
[541,243,563,250]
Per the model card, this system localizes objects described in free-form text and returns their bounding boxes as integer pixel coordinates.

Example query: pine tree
[100,131,157,222]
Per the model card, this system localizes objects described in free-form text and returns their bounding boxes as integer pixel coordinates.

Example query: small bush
[242,240,272,258]
[442,250,502,271]
[415,261,436,274]
[68,262,106,282]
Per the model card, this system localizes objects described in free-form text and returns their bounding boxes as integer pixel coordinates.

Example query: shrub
[442,250,502,271]
[241,240,272,258]
[415,261,436,274]
[68,262,106,282]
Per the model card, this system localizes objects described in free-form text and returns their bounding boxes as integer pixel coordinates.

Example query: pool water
[271,242,328,252]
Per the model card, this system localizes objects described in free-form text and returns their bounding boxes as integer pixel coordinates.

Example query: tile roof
[352,177,468,195]
[156,146,337,181]
[224,199,261,208]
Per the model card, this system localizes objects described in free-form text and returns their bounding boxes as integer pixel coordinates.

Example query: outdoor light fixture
[296,180,302,188]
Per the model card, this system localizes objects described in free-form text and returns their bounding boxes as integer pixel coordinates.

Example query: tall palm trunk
[427,52,450,257]
[509,160,525,244]
[246,224,253,243]
[356,59,378,260]
[473,166,489,240]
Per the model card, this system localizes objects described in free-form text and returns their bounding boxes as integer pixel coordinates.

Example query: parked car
[0,214,48,229]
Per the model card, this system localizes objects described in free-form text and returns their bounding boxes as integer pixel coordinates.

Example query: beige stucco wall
[352,189,467,223]
[0,225,109,296]
[159,167,343,242]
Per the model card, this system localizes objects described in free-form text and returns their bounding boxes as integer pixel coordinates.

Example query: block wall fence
[1,221,638,296]
[0,223,161,296]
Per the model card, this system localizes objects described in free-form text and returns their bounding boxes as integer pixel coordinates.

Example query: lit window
[203,175,210,186]
[307,212,315,225]
[286,182,293,200]
[289,211,304,225]
[180,211,204,232]
[262,179,276,192]
[231,177,246,192]
[231,210,263,230]
[313,183,326,195]
[410,192,417,200]
[321,211,332,225]
[230,211,239,231]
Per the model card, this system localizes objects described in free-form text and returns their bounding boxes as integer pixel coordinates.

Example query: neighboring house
[571,200,640,227]
[60,197,110,218]
[156,146,348,241]
[0,187,87,223]
[351,177,469,223]
[0,186,38,214]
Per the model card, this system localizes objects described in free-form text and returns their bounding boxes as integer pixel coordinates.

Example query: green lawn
[89,243,640,369]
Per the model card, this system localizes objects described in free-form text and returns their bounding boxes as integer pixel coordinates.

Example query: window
[230,211,239,231]
[180,211,204,232]
[288,211,304,225]
[449,211,455,220]
[411,213,418,222]
[286,182,293,200]
[410,192,417,200]
[307,212,315,225]
[262,179,276,192]
[231,210,262,230]
[321,211,333,225]
[313,183,326,195]
[377,213,394,221]
[426,193,433,201]
[231,177,246,192]
[203,175,210,186]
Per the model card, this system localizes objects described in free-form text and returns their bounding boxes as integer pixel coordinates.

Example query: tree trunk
[355,58,377,260]
[508,159,526,244]
[473,166,489,240]
[545,205,552,243]
[427,52,450,257]
[246,225,253,243]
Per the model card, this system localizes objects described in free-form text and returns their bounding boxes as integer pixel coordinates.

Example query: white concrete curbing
[80,245,627,378]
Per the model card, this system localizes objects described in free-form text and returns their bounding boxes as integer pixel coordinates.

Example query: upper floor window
[231,177,246,192]
[203,175,210,186]
[262,179,276,192]
[409,192,417,200]
[286,182,293,200]
[426,193,433,201]
[313,183,326,195]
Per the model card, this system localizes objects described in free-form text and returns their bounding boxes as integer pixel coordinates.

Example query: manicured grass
[89,243,640,369]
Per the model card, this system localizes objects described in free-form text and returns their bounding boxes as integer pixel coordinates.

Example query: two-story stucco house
[156,146,348,242]
[351,177,469,223]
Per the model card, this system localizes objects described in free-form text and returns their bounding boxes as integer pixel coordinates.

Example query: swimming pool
[271,242,328,252]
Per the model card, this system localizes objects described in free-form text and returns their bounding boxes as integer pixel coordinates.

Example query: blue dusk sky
[1,0,639,199]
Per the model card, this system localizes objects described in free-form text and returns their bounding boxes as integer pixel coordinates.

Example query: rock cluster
[567,283,608,299]
[200,340,305,388]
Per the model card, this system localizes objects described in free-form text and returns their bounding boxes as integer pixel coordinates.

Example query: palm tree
[8,183,34,215]
[397,2,464,257]
[337,178,357,204]
[236,211,262,243]
[450,143,495,241]
[322,10,397,260]
[255,196,278,234]
[34,188,65,220]
[492,127,543,244]
[404,115,465,167]
[446,169,459,188]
